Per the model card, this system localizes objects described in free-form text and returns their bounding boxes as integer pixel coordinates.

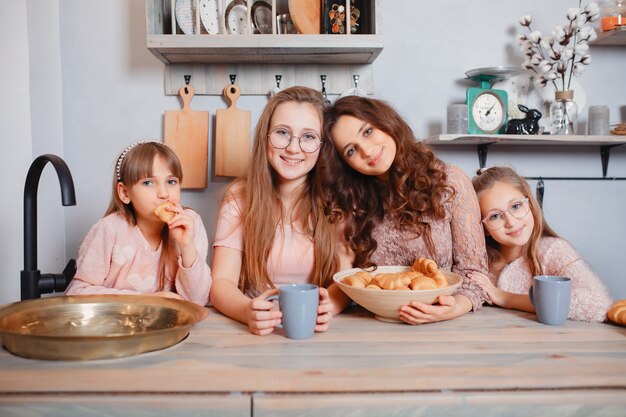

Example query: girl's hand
[468,271,507,307]
[247,289,283,336]
[398,295,456,325]
[315,287,333,332]
[164,204,198,268]
[166,204,195,249]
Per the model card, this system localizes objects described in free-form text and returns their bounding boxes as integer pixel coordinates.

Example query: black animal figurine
[505,104,542,135]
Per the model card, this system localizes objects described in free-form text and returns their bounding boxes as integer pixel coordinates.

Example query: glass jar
[599,0,626,31]
[550,90,578,135]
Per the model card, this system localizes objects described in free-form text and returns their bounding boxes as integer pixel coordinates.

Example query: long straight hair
[106,142,183,290]
[220,86,339,295]
[472,166,559,276]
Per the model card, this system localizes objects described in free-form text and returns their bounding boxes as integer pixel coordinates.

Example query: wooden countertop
[0,307,626,394]
[1,305,625,396]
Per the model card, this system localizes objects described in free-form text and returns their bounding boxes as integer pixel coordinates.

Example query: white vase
[550,90,578,135]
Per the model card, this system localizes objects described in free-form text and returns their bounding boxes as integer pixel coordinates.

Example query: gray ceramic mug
[529,276,572,325]
[268,284,318,340]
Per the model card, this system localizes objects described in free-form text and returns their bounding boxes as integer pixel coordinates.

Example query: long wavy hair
[106,141,183,290]
[317,96,453,268]
[472,166,559,276]
[219,86,339,295]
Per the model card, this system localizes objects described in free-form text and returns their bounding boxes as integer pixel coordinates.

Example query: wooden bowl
[334,266,463,323]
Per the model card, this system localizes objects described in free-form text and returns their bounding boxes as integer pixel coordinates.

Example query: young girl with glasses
[470,166,612,322]
[210,87,352,336]
[65,142,212,305]
[318,96,490,325]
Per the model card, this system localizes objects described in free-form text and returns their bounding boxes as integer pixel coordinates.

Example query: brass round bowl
[0,294,208,361]
[334,266,463,323]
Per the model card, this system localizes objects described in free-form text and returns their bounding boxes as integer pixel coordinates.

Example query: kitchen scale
[465,67,520,134]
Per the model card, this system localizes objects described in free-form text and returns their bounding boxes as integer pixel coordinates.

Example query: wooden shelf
[146,0,384,65]
[147,34,384,65]
[425,134,626,178]
[593,26,626,46]
[425,134,626,146]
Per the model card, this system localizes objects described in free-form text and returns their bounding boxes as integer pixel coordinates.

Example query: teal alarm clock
[465,67,520,135]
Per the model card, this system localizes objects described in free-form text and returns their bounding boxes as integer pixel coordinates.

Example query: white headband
[115,140,156,182]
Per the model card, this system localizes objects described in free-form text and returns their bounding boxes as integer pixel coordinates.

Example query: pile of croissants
[608,300,626,326]
[341,258,448,291]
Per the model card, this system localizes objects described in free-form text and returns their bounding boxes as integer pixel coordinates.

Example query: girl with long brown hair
[318,95,490,324]
[470,166,611,322]
[66,142,212,305]
[210,87,351,336]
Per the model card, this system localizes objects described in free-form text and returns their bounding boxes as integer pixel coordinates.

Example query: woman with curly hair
[317,96,490,324]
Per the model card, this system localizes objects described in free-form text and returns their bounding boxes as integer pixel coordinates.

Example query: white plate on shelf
[225,0,249,35]
[200,0,221,34]
[175,0,197,34]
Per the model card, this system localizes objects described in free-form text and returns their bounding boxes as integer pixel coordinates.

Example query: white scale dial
[472,92,505,133]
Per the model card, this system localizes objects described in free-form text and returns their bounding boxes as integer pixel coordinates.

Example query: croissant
[342,271,372,288]
[412,258,438,274]
[428,271,448,288]
[366,284,382,290]
[373,273,412,290]
[410,275,438,290]
[608,299,626,325]
[154,202,176,223]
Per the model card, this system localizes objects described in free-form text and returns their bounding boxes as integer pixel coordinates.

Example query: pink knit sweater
[495,237,612,322]
[368,164,490,311]
[66,211,212,306]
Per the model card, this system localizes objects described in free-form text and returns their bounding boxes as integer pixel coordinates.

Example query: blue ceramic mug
[268,284,318,340]
[529,276,572,325]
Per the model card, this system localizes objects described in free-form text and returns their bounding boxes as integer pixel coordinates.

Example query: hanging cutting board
[215,83,250,177]
[164,84,209,189]
[289,0,321,34]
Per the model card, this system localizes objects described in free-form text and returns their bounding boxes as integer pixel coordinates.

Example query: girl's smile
[267,101,321,190]
[477,181,534,261]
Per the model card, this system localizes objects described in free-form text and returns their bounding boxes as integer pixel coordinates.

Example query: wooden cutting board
[289,0,321,34]
[164,85,209,189]
[215,83,250,177]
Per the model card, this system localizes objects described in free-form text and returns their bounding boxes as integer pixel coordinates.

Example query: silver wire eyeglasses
[481,197,530,230]
[268,127,322,153]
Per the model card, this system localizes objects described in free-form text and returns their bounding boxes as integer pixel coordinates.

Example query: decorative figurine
[505,104,542,134]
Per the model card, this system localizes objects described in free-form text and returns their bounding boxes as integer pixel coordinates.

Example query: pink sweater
[213,193,315,293]
[65,211,212,306]
[495,237,612,322]
[368,164,490,311]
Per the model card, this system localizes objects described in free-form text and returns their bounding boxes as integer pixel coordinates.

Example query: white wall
[0,1,32,304]
[2,0,624,304]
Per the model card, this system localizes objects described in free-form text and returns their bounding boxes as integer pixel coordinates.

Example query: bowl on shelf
[333,266,463,323]
[0,294,208,360]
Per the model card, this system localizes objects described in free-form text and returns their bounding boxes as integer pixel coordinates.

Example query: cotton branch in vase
[517,2,599,92]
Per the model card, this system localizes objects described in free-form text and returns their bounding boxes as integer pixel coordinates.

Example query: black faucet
[21,154,77,300]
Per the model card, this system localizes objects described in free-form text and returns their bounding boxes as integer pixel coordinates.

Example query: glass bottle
[550,90,578,135]
[599,0,626,32]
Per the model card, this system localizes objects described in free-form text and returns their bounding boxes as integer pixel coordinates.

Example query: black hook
[320,75,329,103]
[184,75,191,94]
[536,178,544,209]
[353,74,359,88]
[275,75,282,88]
[229,74,236,85]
